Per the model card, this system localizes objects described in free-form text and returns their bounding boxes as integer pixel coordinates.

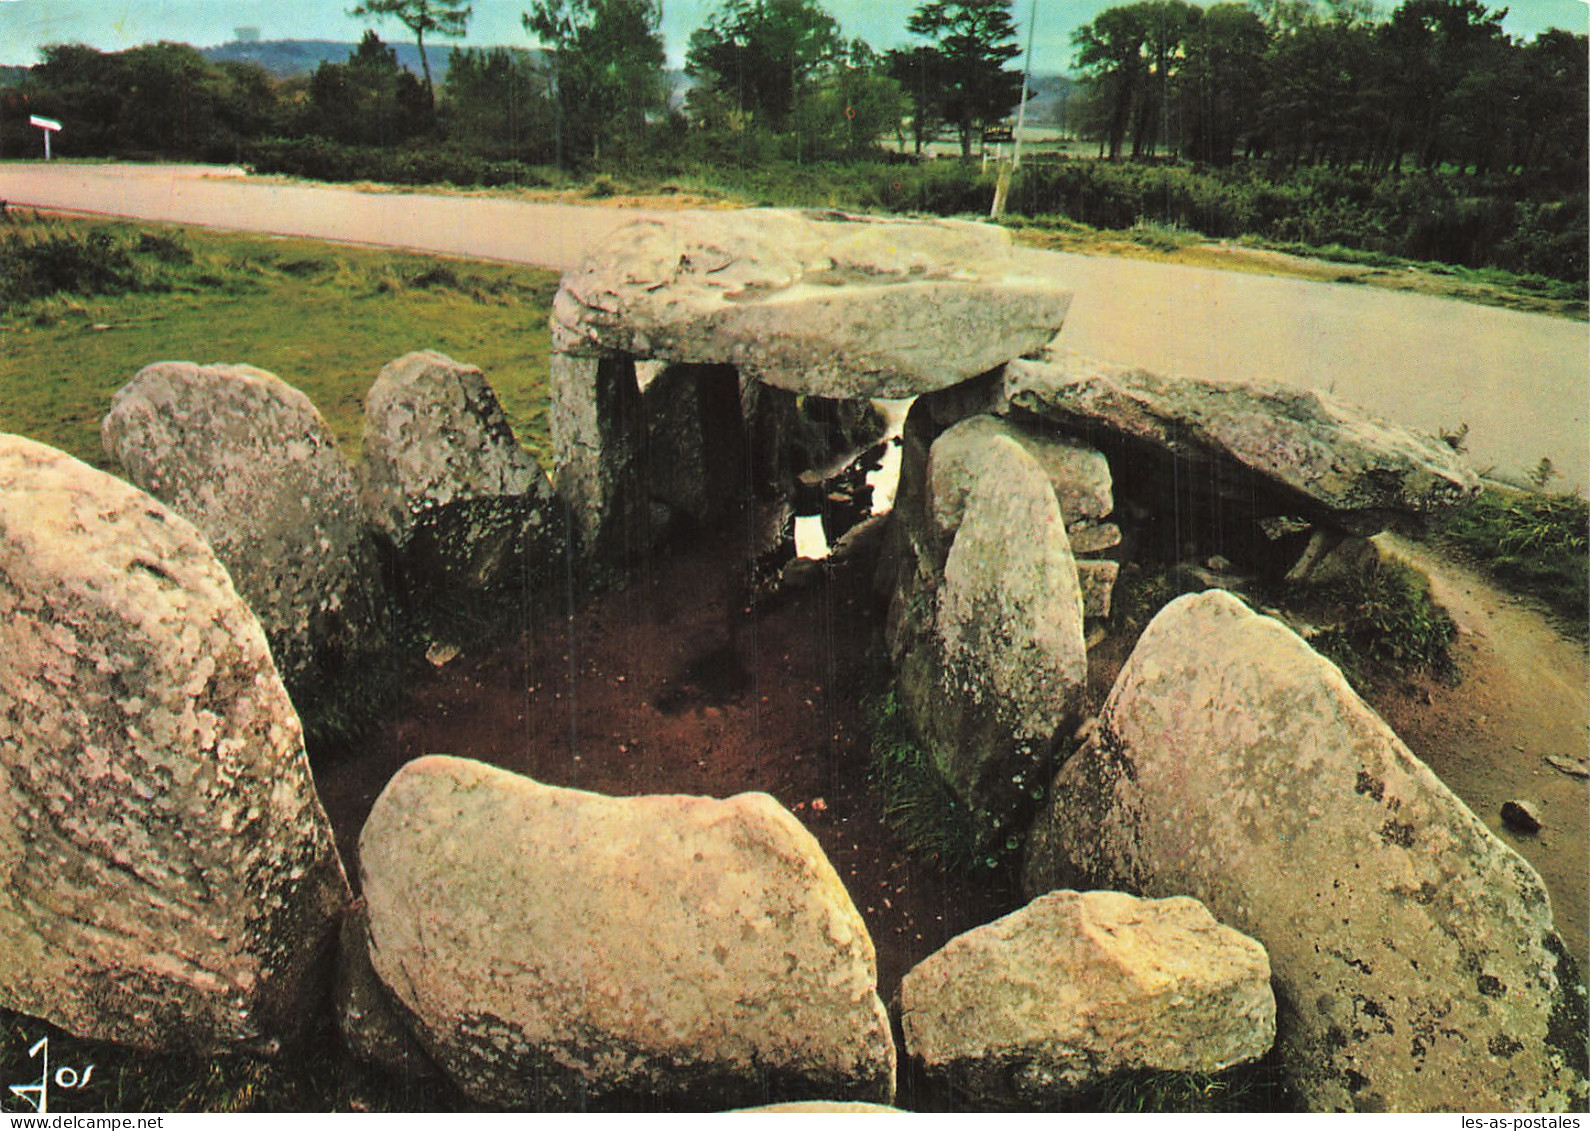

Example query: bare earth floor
[313,523,1025,1005]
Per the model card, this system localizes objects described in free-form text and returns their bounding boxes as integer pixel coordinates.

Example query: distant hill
[0,65,27,88]
[199,38,528,80]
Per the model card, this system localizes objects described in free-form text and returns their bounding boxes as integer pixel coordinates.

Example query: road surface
[3,162,1585,489]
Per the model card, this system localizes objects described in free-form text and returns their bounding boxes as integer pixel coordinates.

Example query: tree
[905,0,1024,159]
[791,39,905,159]
[443,47,553,160]
[1073,5,1148,159]
[1379,0,1508,169]
[309,31,431,145]
[1179,3,1269,164]
[685,0,846,132]
[1257,18,1380,165]
[349,0,471,103]
[887,45,951,152]
[523,0,667,165]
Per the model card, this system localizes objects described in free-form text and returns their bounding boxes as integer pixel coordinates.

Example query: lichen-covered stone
[900,890,1275,1105]
[643,362,748,525]
[1006,351,1480,534]
[1077,559,1120,619]
[361,350,563,593]
[552,209,1071,399]
[889,415,1087,838]
[548,352,652,561]
[0,434,350,1054]
[927,415,1110,556]
[359,756,896,1110]
[101,361,384,689]
[1024,590,1587,1112]
[1066,520,1122,556]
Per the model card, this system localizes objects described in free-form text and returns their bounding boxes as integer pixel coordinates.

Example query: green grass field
[0,212,561,469]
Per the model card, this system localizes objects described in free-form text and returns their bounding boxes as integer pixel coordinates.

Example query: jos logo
[4,1036,95,1114]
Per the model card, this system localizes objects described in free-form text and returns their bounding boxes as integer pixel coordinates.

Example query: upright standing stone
[548,353,650,561]
[362,350,563,593]
[889,414,1087,839]
[1024,590,1587,1112]
[0,435,350,1053]
[102,361,384,691]
[642,362,747,525]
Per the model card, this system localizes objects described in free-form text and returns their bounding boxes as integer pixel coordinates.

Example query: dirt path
[1373,534,1589,972]
[2,161,1584,491]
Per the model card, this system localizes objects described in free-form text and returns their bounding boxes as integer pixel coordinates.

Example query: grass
[1431,485,1589,637]
[866,689,1006,876]
[1288,556,1459,693]
[0,211,561,469]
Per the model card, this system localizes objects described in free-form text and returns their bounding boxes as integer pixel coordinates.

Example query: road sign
[28,115,62,160]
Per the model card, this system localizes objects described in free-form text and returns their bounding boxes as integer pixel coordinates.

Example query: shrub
[0,225,146,311]
[1309,557,1458,688]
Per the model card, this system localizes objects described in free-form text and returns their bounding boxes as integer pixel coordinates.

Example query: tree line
[1071,0,1585,185]
[0,0,1583,281]
[0,0,1031,168]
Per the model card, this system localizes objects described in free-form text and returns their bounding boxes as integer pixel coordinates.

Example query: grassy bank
[0,211,560,467]
[1432,485,1590,638]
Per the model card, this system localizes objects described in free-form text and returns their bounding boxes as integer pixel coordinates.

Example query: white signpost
[29,115,62,160]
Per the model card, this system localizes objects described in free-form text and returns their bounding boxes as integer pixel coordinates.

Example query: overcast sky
[0,0,1585,69]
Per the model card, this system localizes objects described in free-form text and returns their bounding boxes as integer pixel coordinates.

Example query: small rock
[899,890,1276,1106]
[425,642,460,668]
[1545,755,1589,780]
[1501,800,1542,834]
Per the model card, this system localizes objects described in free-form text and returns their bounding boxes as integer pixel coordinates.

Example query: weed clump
[866,690,1013,876]
[0,223,147,312]
[1309,557,1458,689]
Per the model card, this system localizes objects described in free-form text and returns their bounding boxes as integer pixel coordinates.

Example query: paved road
[4,162,1585,488]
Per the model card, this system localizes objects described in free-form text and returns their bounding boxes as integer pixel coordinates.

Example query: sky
[0,0,1585,69]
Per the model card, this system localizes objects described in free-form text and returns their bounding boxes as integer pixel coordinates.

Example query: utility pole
[991,0,1038,219]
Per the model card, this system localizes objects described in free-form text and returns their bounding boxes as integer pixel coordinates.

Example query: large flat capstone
[551,209,1071,399]
[0,435,350,1053]
[359,756,896,1109]
[1024,590,1587,1112]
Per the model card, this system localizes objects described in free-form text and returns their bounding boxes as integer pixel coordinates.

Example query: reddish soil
[313,520,1023,1001]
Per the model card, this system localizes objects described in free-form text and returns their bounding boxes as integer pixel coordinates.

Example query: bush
[0,223,147,311]
[1001,158,1586,284]
[1309,557,1458,688]
[243,138,558,190]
